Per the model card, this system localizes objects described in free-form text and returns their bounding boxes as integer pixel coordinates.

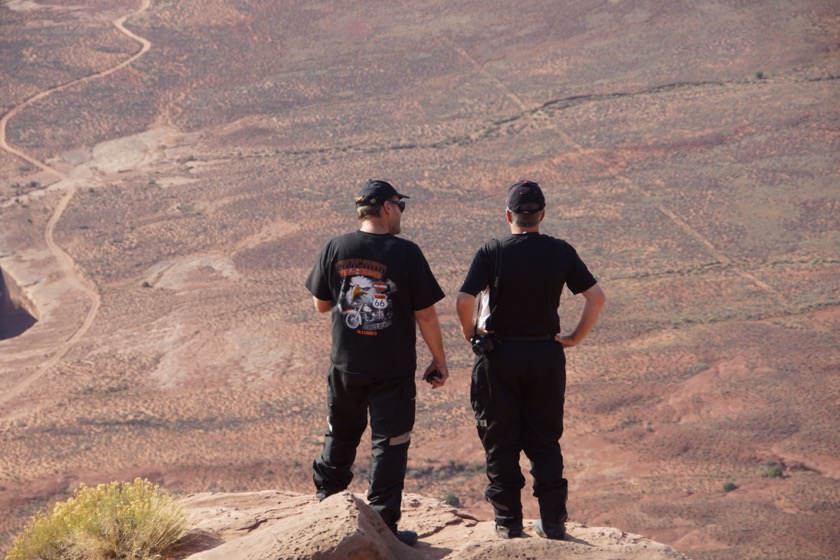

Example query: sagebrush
[7,478,188,560]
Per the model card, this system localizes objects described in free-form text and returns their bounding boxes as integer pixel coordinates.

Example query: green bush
[7,478,188,560]
[765,465,784,478]
[444,493,461,507]
[762,461,784,479]
[722,481,738,493]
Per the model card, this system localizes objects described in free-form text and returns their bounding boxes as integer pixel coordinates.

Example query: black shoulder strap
[491,238,502,295]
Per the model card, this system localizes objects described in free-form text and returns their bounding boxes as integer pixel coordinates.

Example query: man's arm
[455,292,477,342]
[556,283,606,347]
[312,296,332,313]
[414,304,448,388]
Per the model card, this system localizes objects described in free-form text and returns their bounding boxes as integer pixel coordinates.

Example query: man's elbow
[455,292,475,313]
[585,284,606,308]
[414,305,437,321]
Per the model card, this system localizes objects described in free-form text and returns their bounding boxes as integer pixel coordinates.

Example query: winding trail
[0,0,152,408]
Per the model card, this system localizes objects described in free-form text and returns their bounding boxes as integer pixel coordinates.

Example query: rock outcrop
[177,490,689,560]
[0,266,37,340]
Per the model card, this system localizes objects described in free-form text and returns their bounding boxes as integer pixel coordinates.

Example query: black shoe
[316,488,343,502]
[534,519,566,540]
[395,529,418,546]
[494,514,523,539]
[495,524,523,539]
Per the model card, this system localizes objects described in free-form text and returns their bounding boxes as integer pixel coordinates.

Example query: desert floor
[1,1,838,559]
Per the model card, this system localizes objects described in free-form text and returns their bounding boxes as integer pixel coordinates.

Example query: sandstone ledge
[178,490,690,560]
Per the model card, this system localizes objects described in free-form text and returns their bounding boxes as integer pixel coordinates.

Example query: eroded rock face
[177,490,690,560]
[181,491,423,560]
[0,266,37,340]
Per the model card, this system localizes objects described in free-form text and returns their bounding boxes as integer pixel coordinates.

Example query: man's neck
[360,219,390,234]
[509,226,540,235]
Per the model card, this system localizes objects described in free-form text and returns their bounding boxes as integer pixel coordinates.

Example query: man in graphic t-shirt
[305,179,448,546]
[456,180,606,541]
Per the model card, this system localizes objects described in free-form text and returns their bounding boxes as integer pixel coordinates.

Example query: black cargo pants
[471,339,569,529]
[313,367,416,531]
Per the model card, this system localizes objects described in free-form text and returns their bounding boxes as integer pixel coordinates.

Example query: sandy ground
[1,1,839,559]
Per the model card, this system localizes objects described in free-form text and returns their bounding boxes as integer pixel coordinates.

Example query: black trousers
[313,367,416,531]
[470,339,568,527]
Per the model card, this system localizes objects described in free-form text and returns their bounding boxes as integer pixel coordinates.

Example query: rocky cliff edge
[176,490,690,560]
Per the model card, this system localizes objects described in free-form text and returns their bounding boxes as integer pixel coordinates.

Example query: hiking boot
[535,519,566,540]
[493,512,523,539]
[395,529,418,546]
[495,523,523,538]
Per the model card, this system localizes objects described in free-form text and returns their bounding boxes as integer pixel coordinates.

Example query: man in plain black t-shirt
[305,179,448,546]
[456,180,606,541]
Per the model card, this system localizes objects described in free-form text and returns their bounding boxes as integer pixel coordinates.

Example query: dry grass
[7,479,187,560]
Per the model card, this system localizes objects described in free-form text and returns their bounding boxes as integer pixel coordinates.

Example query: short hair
[355,196,383,221]
[511,210,541,227]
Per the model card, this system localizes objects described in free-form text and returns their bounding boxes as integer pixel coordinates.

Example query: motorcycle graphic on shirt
[336,259,396,332]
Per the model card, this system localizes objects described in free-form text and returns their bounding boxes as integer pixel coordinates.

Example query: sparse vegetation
[7,478,188,560]
[619,416,642,429]
[1,1,837,559]
[444,493,461,507]
[763,462,785,479]
[722,482,738,493]
[407,460,484,481]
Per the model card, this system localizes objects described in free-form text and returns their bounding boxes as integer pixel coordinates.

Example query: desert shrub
[444,493,461,507]
[722,482,738,493]
[764,465,784,478]
[762,461,784,479]
[7,478,188,560]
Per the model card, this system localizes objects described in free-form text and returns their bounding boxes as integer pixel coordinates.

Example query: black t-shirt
[306,230,445,376]
[459,232,597,336]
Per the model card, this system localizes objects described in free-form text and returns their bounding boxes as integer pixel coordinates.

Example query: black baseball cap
[506,180,545,214]
[356,179,409,206]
